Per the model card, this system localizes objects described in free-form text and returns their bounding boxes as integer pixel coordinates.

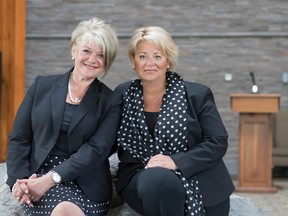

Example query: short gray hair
[70,17,118,73]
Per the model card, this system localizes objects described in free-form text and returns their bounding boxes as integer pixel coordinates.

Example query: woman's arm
[171,84,228,179]
[6,78,38,187]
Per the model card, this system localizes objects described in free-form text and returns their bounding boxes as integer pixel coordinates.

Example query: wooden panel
[230,93,280,113]
[0,0,26,162]
[237,113,277,192]
[239,114,271,185]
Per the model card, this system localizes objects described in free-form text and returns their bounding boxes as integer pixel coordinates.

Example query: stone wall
[25,0,288,175]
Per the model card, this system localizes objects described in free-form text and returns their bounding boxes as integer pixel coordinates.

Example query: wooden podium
[230,93,280,192]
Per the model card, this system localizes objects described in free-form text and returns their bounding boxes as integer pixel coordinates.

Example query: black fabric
[117,72,205,215]
[22,155,109,216]
[50,102,77,156]
[204,197,230,216]
[115,148,144,194]
[144,112,159,138]
[21,103,109,216]
[115,80,235,208]
[6,69,123,202]
[121,167,186,216]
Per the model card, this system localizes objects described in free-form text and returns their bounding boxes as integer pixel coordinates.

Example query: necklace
[144,89,166,103]
[68,73,82,103]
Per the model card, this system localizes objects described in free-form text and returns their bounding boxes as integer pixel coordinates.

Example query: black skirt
[21,155,109,216]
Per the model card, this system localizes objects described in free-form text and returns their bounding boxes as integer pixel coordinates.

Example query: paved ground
[1,161,287,216]
[232,177,288,216]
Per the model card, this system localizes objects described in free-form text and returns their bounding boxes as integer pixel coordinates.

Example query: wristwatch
[50,170,62,185]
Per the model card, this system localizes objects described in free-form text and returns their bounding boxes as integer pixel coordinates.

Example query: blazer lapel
[68,78,101,134]
[51,73,69,142]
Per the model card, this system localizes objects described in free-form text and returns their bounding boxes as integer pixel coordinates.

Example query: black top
[50,102,78,156]
[144,111,159,138]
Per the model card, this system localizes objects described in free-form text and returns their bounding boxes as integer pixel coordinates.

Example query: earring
[132,65,135,69]
[167,65,170,69]
[72,56,75,61]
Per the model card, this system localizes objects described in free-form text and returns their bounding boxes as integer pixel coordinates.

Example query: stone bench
[0,159,271,216]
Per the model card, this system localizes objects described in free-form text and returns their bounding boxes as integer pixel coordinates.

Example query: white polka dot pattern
[21,155,109,216]
[117,72,205,215]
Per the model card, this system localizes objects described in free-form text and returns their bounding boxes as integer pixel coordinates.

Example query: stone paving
[0,161,274,216]
[2,159,287,216]
[233,178,288,216]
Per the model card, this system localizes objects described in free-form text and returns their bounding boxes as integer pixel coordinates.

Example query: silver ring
[31,196,35,201]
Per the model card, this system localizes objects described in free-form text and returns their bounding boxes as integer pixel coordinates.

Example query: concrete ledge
[0,162,271,216]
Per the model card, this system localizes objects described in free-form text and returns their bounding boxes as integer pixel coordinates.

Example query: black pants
[121,167,230,216]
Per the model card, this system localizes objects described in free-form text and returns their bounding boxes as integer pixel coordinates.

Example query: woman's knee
[137,167,185,196]
[51,201,85,216]
[122,168,186,215]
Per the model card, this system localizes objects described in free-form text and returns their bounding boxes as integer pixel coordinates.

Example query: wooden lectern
[230,93,280,192]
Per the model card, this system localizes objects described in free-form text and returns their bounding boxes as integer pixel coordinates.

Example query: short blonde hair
[128,26,179,70]
[70,17,118,73]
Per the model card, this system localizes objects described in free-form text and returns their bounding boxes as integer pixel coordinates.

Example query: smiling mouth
[85,64,98,69]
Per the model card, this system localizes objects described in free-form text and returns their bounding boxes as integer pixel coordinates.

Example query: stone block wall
[25,0,288,175]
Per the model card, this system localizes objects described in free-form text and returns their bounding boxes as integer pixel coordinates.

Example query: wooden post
[0,0,26,162]
[230,93,280,192]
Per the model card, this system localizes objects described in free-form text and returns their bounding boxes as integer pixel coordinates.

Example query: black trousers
[121,167,230,216]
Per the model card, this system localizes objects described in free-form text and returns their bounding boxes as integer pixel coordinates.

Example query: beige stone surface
[233,179,288,216]
[1,162,278,216]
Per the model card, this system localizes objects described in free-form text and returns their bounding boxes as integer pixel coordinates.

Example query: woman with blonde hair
[6,17,121,216]
[115,26,235,216]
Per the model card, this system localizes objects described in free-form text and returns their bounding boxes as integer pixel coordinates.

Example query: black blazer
[115,80,235,207]
[6,68,123,202]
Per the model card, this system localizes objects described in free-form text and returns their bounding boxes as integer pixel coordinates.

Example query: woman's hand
[12,179,33,207]
[24,173,55,202]
[145,154,178,170]
[14,172,55,205]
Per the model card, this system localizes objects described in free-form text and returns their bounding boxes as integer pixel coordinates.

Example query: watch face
[52,172,61,184]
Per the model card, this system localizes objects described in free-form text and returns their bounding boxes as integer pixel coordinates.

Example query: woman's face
[72,42,105,79]
[132,41,169,83]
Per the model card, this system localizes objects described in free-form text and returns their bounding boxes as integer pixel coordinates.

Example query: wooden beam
[0,0,26,162]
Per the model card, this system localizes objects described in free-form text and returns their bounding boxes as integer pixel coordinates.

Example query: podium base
[236,186,278,193]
